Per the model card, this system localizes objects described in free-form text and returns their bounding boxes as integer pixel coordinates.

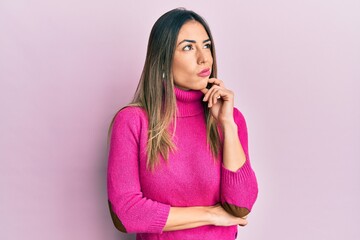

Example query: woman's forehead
[177,21,209,43]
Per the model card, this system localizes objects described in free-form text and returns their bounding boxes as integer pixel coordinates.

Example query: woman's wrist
[204,206,216,225]
[220,120,237,132]
[190,206,214,225]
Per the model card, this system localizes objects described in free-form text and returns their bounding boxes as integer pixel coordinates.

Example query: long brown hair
[108,8,221,171]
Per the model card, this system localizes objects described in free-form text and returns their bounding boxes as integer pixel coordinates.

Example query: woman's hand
[200,78,235,126]
[207,204,248,227]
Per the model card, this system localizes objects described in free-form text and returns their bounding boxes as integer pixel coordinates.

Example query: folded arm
[220,108,259,218]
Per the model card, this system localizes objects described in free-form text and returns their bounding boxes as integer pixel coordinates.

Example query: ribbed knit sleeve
[107,107,170,234]
[220,108,259,218]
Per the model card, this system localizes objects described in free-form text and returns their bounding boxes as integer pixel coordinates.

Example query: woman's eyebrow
[177,38,211,46]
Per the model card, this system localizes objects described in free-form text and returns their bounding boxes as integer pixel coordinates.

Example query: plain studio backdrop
[0,0,359,239]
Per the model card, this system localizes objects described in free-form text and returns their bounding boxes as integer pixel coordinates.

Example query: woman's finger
[208,87,221,107]
[238,219,248,227]
[211,88,222,106]
[208,78,225,88]
[203,85,220,102]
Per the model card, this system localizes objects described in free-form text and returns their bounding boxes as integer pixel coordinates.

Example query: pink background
[1,0,359,239]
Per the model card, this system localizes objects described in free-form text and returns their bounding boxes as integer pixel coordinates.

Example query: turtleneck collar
[174,86,205,117]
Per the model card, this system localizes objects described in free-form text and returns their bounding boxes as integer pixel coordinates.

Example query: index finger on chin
[208,78,224,87]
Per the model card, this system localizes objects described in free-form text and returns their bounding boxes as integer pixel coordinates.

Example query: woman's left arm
[222,115,246,171]
[202,79,259,218]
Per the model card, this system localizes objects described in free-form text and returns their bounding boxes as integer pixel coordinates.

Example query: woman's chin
[174,79,208,91]
[188,79,207,90]
[198,80,209,90]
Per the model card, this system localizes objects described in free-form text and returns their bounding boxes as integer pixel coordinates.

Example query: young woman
[107,8,258,240]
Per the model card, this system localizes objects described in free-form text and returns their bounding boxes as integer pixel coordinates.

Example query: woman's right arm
[163,204,248,231]
[108,108,171,234]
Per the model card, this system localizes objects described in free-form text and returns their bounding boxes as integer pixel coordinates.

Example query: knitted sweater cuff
[221,160,255,185]
[147,203,171,233]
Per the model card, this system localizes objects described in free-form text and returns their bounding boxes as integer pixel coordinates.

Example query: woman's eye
[183,45,193,51]
[204,43,212,49]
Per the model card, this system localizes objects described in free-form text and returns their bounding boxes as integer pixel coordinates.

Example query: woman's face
[172,20,213,91]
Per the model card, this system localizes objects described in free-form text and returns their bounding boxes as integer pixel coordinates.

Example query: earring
[162,72,165,79]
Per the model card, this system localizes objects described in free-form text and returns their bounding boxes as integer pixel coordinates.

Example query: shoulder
[112,106,148,129]
[116,106,147,119]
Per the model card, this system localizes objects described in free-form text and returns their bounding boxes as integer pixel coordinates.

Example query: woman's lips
[197,68,211,77]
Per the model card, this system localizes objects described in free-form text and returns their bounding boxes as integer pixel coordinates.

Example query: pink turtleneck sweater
[107,87,258,240]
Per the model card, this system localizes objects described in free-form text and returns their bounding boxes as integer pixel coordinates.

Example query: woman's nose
[197,49,208,64]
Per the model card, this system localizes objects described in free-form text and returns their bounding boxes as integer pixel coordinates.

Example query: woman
[107,8,258,240]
